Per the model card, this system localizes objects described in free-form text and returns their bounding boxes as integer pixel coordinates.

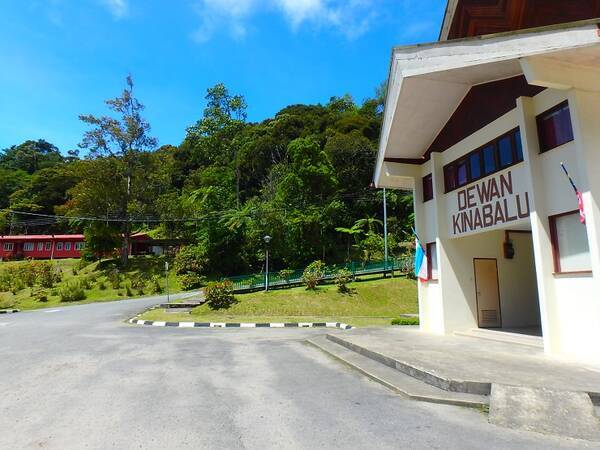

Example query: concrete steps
[307,335,489,409]
[454,328,544,349]
[325,333,491,395]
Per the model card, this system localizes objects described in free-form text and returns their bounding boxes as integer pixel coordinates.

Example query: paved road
[0,298,594,449]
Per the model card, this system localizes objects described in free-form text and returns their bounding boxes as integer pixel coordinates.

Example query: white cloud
[192,0,378,43]
[101,0,129,19]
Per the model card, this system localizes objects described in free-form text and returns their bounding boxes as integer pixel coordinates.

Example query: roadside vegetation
[1,78,414,281]
[0,257,181,311]
[138,276,417,327]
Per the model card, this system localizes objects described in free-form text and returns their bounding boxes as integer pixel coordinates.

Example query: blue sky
[0,0,445,153]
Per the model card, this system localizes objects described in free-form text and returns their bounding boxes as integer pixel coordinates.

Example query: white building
[374,4,600,364]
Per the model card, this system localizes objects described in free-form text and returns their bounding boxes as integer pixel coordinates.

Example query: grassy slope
[0,256,181,311]
[139,276,418,327]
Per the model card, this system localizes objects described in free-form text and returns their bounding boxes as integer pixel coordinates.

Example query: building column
[567,89,600,285]
[515,96,558,354]
[429,153,479,334]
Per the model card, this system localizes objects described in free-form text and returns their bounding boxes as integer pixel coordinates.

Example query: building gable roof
[440,0,600,41]
[375,19,600,186]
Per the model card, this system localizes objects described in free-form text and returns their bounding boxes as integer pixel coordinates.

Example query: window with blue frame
[443,128,524,193]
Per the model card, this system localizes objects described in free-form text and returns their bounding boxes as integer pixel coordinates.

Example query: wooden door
[474,258,502,328]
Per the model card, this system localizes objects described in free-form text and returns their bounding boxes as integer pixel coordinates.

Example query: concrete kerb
[128,318,353,330]
[0,309,19,314]
[326,333,491,396]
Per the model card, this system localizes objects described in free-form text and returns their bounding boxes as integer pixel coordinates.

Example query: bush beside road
[0,256,181,311]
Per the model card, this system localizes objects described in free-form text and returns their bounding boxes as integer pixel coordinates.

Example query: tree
[9,166,80,215]
[179,83,247,201]
[77,75,158,265]
[0,168,30,209]
[0,139,63,174]
[83,222,121,260]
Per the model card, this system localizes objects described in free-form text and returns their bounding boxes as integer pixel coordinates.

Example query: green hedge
[391,316,419,326]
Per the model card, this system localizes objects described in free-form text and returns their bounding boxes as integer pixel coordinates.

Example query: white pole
[265,249,269,292]
[165,261,170,303]
[383,187,389,275]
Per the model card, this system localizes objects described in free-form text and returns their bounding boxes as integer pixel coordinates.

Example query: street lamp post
[263,235,272,291]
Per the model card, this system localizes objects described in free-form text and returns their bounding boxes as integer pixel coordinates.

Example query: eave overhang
[374,19,600,188]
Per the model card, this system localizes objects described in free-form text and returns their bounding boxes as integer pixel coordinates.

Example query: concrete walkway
[335,327,600,394]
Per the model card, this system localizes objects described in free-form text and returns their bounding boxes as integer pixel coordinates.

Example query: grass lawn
[138,276,418,327]
[0,256,182,311]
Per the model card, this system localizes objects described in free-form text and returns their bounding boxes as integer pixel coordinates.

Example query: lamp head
[263,235,272,244]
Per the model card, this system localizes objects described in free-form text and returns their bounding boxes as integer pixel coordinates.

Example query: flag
[577,191,586,224]
[561,162,586,224]
[414,239,429,282]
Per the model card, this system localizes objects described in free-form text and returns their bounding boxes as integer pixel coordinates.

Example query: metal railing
[222,257,414,293]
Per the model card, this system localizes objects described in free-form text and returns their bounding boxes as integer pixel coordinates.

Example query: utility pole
[263,235,272,292]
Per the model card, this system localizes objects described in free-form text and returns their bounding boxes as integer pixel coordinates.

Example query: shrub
[59,282,86,302]
[174,245,208,276]
[10,276,24,295]
[131,276,146,292]
[391,316,419,326]
[149,276,163,294]
[32,290,48,303]
[335,268,353,294]
[98,281,107,290]
[302,260,326,290]
[19,263,38,288]
[35,261,59,288]
[178,273,206,291]
[0,270,11,292]
[107,270,122,289]
[278,269,294,282]
[77,258,93,270]
[204,280,237,310]
[80,276,93,290]
[125,284,133,297]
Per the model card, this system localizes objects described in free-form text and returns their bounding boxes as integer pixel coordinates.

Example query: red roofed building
[0,235,85,260]
[0,233,181,261]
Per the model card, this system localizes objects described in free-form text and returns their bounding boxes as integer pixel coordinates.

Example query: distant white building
[374,2,600,364]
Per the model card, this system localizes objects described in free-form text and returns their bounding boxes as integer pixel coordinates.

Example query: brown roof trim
[384,157,427,165]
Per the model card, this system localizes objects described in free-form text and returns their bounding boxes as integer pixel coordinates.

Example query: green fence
[222,257,414,293]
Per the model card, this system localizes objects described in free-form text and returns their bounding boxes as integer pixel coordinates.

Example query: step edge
[307,338,488,409]
[454,330,544,349]
[326,334,492,396]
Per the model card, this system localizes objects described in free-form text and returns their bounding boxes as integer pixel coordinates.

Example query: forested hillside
[0,78,413,276]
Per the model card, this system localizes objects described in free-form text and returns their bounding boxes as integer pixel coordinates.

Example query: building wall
[0,238,84,260]
[518,87,600,362]
[406,85,600,362]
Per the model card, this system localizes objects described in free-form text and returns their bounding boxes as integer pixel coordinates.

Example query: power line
[0,190,410,226]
